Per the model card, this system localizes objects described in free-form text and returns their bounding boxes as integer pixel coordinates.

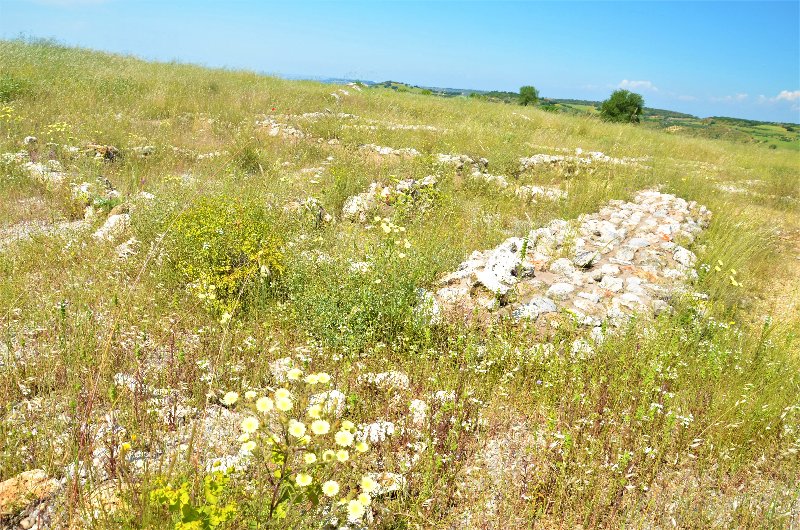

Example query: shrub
[164,196,284,319]
[600,89,644,123]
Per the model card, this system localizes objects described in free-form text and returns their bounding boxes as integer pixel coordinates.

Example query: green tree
[600,89,644,123]
[519,85,539,106]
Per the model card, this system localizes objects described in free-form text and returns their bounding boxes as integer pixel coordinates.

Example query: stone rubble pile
[342,176,438,222]
[256,117,307,139]
[345,120,443,132]
[520,148,649,171]
[432,190,711,326]
[437,153,566,202]
[360,144,421,157]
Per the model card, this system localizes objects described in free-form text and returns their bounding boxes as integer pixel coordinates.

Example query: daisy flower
[322,480,340,497]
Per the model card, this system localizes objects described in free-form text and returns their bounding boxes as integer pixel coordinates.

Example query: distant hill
[306,77,799,149]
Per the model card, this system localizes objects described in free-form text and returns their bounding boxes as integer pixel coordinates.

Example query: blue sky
[2,0,799,122]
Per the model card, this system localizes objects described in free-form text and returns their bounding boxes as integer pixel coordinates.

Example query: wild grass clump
[0,73,34,103]
[284,218,427,351]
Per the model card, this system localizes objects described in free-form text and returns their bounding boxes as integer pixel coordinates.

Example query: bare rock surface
[433,190,711,325]
[0,469,60,518]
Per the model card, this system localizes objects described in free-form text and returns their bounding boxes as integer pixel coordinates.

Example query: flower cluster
[225,369,375,524]
[0,105,15,122]
[704,259,743,287]
[372,216,412,259]
[46,120,71,139]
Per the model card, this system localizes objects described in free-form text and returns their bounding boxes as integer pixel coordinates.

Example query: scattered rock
[309,390,346,417]
[360,371,410,391]
[92,213,130,242]
[85,144,119,161]
[342,176,437,222]
[256,117,306,139]
[115,237,139,260]
[0,470,59,518]
[362,472,407,496]
[360,144,420,157]
[0,220,86,252]
[515,185,567,202]
[22,160,65,184]
[131,145,155,157]
[357,421,397,444]
[409,399,429,426]
[520,149,648,171]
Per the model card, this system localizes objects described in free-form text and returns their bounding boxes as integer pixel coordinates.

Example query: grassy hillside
[1,40,799,529]
[367,82,800,150]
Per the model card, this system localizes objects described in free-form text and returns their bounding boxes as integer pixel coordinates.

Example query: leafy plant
[150,472,237,530]
[164,195,284,319]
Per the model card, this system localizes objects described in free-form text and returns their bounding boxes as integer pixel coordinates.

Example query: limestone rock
[92,213,130,241]
[0,470,59,517]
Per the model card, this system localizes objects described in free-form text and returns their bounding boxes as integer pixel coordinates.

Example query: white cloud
[775,90,800,102]
[755,90,800,105]
[710,93,748,103]
[618,79,658,92]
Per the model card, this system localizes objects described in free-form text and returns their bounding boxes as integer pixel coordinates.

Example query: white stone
[547,283,575,301]
[600,275,624,292]
[93,213,130,241]
[549,258,576,276]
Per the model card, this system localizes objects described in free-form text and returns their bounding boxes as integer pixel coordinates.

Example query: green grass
[0,39,799,529]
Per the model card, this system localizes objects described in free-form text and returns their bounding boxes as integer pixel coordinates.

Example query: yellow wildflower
[288,420,307,438]
[221,392,239,406]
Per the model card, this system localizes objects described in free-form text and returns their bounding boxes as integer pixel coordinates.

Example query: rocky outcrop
[433,190,711,326]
